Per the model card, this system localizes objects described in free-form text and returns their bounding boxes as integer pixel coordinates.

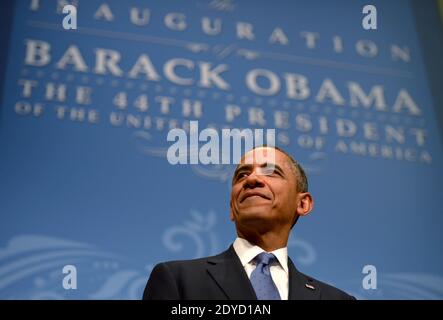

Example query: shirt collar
[233,237,289,274]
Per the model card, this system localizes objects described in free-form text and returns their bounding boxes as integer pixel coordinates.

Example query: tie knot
[255,252,277,266]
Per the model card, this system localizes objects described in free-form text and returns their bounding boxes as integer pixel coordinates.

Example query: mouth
[240,192,271,203]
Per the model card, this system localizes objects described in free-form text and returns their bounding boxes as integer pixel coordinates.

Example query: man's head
[230,146,313,237]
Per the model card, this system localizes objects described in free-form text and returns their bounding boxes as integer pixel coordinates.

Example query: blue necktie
[250,252,281,300]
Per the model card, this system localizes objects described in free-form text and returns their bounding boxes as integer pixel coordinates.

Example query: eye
[261,168,274,175]
[239,172,249,178]
[260,167,280,176]
[235,171,249,181]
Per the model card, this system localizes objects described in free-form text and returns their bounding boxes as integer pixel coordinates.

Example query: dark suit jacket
[143,246,355,300]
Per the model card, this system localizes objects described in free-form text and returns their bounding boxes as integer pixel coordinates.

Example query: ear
[296,192,314,217]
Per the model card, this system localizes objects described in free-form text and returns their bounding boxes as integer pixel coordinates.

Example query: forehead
[239,148,291,169]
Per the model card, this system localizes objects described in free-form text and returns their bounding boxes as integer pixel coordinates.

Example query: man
[143,146,354,300]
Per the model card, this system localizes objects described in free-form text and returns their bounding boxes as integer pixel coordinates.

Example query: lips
[240,191,271,203]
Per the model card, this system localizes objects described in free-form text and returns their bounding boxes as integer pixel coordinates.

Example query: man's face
[230,147,300,231]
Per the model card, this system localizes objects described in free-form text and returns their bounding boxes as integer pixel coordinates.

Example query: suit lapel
[288,258,321,300]
[206,246,257,300]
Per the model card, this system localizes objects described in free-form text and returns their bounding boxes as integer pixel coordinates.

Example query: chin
[236,208,274,224]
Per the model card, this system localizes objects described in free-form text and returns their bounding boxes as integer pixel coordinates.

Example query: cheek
[273,187,297,210]
[231,187,240,203]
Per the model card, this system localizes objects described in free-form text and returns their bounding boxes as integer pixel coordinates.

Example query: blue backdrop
[0,0,442,299]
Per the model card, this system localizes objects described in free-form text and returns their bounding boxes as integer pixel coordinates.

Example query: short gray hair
[277,146,308,193]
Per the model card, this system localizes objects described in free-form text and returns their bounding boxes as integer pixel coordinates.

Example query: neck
[237,227,290,252]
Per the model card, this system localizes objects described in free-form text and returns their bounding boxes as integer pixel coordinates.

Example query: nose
[243,170,265,189]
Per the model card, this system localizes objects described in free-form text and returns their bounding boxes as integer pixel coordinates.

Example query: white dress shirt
[232,237,289,300]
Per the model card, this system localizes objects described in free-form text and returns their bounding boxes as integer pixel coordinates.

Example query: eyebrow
[233,162,284,180]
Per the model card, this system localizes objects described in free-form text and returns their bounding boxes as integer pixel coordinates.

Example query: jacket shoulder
[158,250,226,267]
[143,250,233,300]
[151,249,230,275]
